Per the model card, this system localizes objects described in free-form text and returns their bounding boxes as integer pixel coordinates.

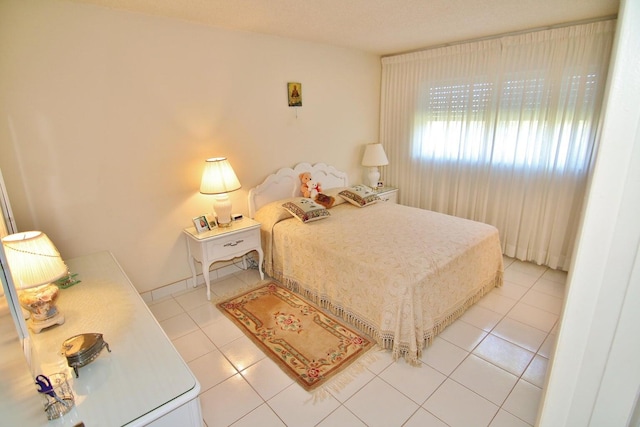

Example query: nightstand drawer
[204,228,260,259]
[376,186,398,204]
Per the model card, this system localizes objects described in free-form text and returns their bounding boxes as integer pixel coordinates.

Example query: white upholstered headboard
[248,163,349,218]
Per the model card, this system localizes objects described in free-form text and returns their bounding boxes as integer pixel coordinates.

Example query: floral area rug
[217,282,374,392]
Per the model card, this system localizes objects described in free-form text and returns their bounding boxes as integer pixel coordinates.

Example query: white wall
[0,0,381,293]
[538,0,640,424]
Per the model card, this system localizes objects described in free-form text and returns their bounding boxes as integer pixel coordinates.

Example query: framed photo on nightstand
[206,213,217,229]
[193,215,210,233]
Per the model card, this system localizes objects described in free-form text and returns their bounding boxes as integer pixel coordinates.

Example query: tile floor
[147,256,567,427]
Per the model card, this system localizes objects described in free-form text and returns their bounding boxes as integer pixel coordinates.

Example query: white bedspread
[256,200,503,364]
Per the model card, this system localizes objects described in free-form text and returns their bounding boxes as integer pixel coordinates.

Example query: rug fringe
[307,345,381,403]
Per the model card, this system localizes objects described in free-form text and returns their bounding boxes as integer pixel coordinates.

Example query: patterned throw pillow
[338,185,381,207]
[282,198,331,223]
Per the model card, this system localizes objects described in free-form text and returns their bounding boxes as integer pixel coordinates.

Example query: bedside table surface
[183,217,260,240]
[375,185,397,193]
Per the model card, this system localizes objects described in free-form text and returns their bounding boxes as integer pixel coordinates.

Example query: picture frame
[193,215,210,234]
[206,213,217,229]
[288,82,302,107]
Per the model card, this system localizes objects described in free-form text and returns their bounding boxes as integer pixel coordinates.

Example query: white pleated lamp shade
[199,157,241,195]
[2,231,68,289]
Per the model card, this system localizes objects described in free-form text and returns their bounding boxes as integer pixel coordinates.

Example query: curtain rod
[382,14,617,58]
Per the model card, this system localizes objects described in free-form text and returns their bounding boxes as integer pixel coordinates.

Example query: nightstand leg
[185,240,197,288]
[256,247,265,280]
[204,263,212,300]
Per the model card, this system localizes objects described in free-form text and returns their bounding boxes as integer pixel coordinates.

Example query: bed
[249,162,503,364]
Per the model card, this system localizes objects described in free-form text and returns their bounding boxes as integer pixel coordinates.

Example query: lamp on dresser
[362,143,389,190]
[1,231,68,333]
[200,157,241,227]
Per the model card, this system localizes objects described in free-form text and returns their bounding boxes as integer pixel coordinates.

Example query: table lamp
[362,143,389,189]
[200,157,241,227]
[1,231,68,333]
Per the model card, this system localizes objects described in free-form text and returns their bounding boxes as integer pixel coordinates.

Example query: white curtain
[380,20,615,270]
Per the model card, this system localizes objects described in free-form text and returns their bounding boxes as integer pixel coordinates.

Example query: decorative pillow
[282,198,331,223]
[321,187,348,207]
[339,185,381,207]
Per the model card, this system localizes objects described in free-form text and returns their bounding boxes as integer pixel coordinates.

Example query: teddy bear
[307,180,320,199]
[299,172,312,198]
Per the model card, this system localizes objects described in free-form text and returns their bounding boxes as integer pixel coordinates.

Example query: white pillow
[338,185,381,207]
[282,198,331,223]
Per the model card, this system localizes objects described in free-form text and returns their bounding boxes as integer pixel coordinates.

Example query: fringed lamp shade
[200,157,241,227]
[1,231,68,333]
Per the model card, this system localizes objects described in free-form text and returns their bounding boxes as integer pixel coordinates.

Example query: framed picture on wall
[288,82,302,107]
[192,215,210,234]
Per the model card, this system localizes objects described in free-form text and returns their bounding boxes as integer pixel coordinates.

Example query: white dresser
[0,251,202,426]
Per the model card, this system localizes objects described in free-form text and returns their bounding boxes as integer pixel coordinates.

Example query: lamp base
[213,193,233,227]
[18,283,65,334]
[367,167,380,190]
[28,311,65,334]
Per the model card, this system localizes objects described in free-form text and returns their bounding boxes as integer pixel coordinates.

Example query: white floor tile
[210,275,255,299]
[520,289,564,315]
[268,383,341,427]
[502,379,542,425]
[507,260,547,279]
[240,357,294,400]
[423,379,499,427]
[476,292,518,316]
[439,318,488,351]
[404,408,449,427]
[199,374,263,427]
[538,332,558,359]
[147,297,185,321]
[220,335,267,371]
[473,334,535,377]
[531,278,566,299]
[316,406,367,427]
[450,354,518,406]
[172,329,217,362]
[230,403,286,427]
[174,285,210,311]
[159,312,199,340]
[459,305,503,332]
[379,359,446,404]
[187,350,238,392]
[540,268,568,284]
[364,349,395,375]
[201,316,245,348]
[187,301,226,327]
[344,377,419,427]
[507,302,559,333]
[327,363,376,403]
[489,409,533,427]
[491,317,547,353]
[491,280,529,301]
[522,354,549,388]
[503,269,539,288]
[420,337,469,375]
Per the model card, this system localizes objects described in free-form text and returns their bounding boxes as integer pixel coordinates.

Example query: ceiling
[68,0,619,56]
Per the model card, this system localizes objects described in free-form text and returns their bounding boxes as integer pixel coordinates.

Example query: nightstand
[375,186,399,204]
[183,218,264,300]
